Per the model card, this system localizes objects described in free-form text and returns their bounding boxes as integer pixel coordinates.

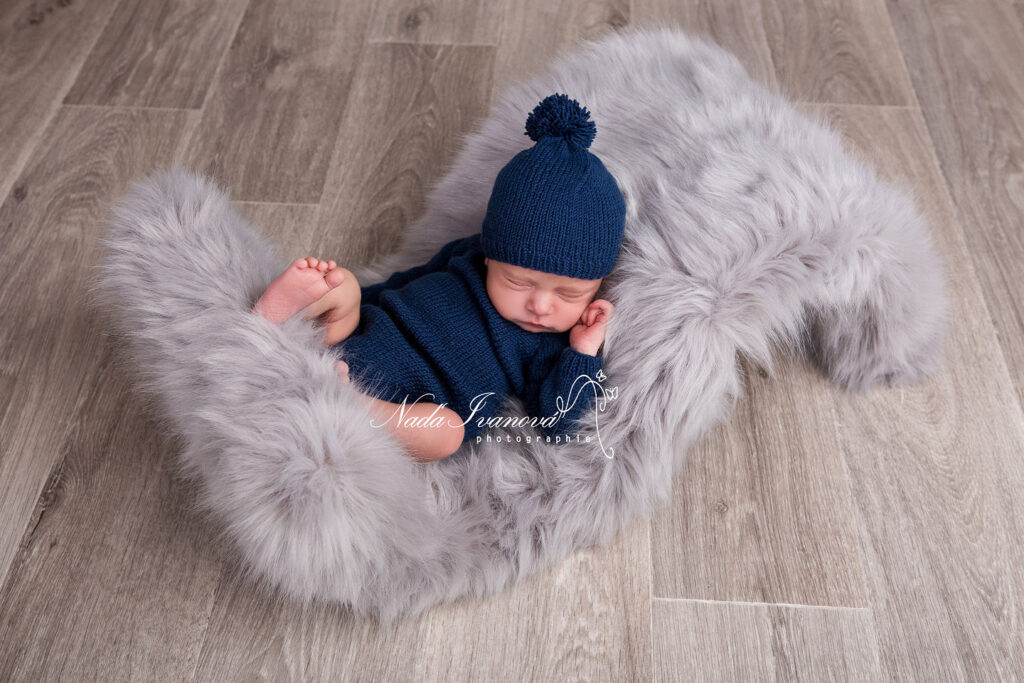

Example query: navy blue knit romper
[332,233,604,443]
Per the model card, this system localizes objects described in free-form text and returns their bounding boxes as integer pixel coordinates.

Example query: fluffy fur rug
[94,26,949,625]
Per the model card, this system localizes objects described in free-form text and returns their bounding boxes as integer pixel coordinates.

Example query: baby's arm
[527,299,614,438]
[527,348,605,440]
[361,234,480,305]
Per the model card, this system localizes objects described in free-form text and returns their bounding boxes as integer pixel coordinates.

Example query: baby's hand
[569,299,614,356]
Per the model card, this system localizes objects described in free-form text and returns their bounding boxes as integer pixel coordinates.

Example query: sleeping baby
[253,93,626,462]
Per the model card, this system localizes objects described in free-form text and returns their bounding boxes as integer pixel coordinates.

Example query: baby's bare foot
[254,257,347,323]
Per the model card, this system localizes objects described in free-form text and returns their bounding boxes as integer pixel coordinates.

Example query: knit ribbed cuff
[559,347,603,384]
[554,348,603,413]
[480,234,615,280]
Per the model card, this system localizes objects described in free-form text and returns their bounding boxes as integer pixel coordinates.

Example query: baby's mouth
[521,320,549,330]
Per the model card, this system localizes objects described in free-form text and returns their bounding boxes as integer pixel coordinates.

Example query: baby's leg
[383,398,465,462]
[303,267,361,346]
[337,361,464,461]
[322,306,360,346]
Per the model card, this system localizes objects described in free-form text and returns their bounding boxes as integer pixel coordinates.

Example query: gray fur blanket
[94,26,949,625]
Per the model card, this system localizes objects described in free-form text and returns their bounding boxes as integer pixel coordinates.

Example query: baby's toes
[324,268,346,287]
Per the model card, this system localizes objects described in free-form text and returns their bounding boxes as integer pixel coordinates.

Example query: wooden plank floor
[2,0,1022,679]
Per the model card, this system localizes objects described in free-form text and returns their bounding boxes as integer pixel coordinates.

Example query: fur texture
[92,26,950,626]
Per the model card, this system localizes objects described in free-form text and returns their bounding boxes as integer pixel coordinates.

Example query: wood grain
[806,102,1024,681]
[631,0,778,88]
[367,0,505,45]
[0,0,120,200]
[491,0,629,91]
[0,107,210,679]
[413,516,652,681]
[0,106,192,592]
[653,599,881,680]
[0,362,224,681]
[313,42,496,264]
[760,0,916,104]
[190,513,652,680]
[232,201,320,258]
[653,354,868,608]
[180,0,372,203]
[189,577,403,680]
[886,0,1024,416]
[64,0,249,109]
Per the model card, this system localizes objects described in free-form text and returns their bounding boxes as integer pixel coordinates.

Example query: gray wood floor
[2,0,1022,680]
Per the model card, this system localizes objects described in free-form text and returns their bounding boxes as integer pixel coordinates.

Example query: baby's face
[484,258,603,333]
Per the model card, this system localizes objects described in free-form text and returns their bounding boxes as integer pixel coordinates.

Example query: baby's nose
[528,295,554,314]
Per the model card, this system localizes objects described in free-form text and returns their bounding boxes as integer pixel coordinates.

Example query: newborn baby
[253,93,626,462]
[254,236,613,459]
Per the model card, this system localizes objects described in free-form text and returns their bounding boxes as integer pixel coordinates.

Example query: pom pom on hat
[524,93,597,150]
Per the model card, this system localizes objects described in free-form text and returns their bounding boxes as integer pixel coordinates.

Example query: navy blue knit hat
[481,93,626,280]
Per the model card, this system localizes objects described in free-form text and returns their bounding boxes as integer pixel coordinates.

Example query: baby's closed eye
[506,277,586,300]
